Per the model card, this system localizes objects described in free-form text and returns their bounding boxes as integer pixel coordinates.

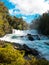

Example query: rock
[27,34,34,41]
[20,36,24,38]
[13,43,39,56]
[11,36,17,39]
[12,43,41,58]
[12,43,23,50]
[44,42,49,45]
[32,35,40,40]
[24,55,31,60]
[13,43,42,59]
[23,44,39,56]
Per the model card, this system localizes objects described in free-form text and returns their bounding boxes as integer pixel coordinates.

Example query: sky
[0,0,49,23]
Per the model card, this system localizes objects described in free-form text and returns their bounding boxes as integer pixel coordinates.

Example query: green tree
[38,12,49,35]
[0,2,12,37]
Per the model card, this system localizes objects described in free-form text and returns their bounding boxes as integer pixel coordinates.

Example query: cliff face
[0,2,12,37]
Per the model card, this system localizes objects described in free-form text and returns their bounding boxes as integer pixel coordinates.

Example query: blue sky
[0,0,49,23]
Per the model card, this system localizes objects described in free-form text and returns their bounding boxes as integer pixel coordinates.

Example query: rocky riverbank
[12,43,45,60]
[0,29,49,61]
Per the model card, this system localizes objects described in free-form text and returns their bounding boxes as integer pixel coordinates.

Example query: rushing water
[0,29,49,60]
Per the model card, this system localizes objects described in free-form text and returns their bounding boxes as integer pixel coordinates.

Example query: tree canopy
[0,2,29,37]
[38,12,49,35]
[30,12,49,35]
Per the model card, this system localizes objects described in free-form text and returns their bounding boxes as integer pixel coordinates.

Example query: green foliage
[0,2,28,37]
[0,2,12,37]
[0,42,25,65]
[29,56,49,65]
[0,2,8,14]
[38,13,49,35]
[0,18,12,37]
[0,41,49,65]
[6,16,29,30]
[0,2,29,37]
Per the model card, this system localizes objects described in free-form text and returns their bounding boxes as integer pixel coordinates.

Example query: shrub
[0,43,25,65]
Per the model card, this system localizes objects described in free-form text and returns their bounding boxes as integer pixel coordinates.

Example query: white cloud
[9,9,21,16]
[8,0,49,15]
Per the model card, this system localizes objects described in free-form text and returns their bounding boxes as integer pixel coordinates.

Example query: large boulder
[12,43,42,59]
[13,43,39,56]
[23,44,39,56]
[27,34,34,41]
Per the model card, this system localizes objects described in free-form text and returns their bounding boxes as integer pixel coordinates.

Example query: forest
[0,2,29,37]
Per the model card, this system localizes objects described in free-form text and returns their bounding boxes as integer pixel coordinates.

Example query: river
[0,29,49,60]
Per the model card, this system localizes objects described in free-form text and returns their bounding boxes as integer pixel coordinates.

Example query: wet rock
[11,36,18,39]
[13,43,39,56]
[13,43,42,60]
[23,44,39,56]
[32,35,40,40]
[12,43,23,50]
[44,42,49,46]
[20,36,24,38]
[27,34,34,41]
